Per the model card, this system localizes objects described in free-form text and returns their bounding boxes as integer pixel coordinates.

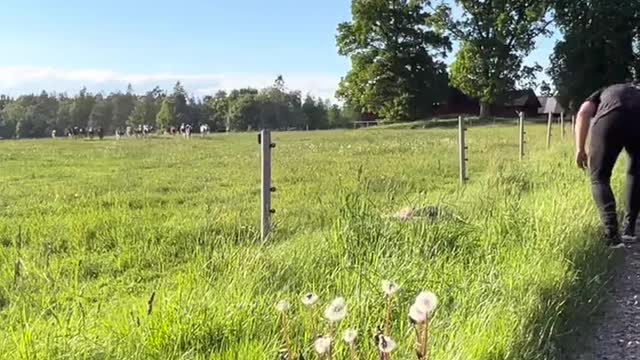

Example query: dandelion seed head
[324,297,347,322]
[415,291,438,316]
[301,292,319,307]
[382,280,400,297]
[409,303,427,323]
[342,329,358,345]
[377,335,397,353]
[275,300,291,313]
[314,336,332,354]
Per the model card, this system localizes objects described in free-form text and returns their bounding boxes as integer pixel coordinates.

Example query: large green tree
[257,77,305,130]
[549,0,640,112]
[111,84,136,131]
[155,98,176,130]
[56,100,73,132]
[70,88,96,127]
[302,95,329,130]
[89,97,114,129]
[1,102,27,139]
[129,87,164,127]
[433,0,553,117]
[336,0,451,123]
[227,90,260,131]
[173,81,191,125]
[204,91,230,131]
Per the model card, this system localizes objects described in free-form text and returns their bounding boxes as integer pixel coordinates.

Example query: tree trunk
[479,102,491,120]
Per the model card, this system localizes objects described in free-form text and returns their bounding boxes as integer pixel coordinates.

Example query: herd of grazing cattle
[53,123,212,140]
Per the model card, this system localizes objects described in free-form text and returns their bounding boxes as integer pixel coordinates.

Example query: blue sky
[0,0,558,99]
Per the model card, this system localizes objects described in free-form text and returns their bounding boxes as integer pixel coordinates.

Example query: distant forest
[0,76,360,139]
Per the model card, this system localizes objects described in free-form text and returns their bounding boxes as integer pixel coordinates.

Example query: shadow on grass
[505,226,613,360]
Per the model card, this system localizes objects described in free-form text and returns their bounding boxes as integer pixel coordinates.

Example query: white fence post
[458,116,468,184]
[546,113,552,149]
[259,130,276,242]
[519,112,525,161]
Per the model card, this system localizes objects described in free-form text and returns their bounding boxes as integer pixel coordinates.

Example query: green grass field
[0,124,623,359]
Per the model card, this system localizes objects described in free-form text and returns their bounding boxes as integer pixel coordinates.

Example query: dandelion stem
[328,324,336,360]
[421,320,430,360]
[349,345,358,360]
[414,324,424,359]
[310,307,317,339]
[384,297,393,335]
[282,314,294,360]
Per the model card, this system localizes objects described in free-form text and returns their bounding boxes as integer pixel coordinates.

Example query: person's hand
[576,150,588,169]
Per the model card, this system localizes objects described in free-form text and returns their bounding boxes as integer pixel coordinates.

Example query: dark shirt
[586,82,640,117]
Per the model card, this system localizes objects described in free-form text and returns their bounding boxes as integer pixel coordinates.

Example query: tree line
[0,77,359,139]
[336,0,640,122]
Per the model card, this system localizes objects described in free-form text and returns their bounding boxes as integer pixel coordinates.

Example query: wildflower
[324,297,347,322]
[314,336,332,355]
[409,303,427,324]
[343,329,358,345]
[415,291,438,316]
[302,292,319,307]
[412,291,438,360]
[275,300,291,313]
[381,280,400,297]
[378,335,397,353]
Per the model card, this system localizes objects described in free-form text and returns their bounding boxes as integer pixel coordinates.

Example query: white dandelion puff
[382,280,400,297]
[314,336,332,355]
[301,292,319,306]
[409,303,427,323]
[275,300,291,313]
[343,329,358,345]
[415,291,438,316]
[324,297,347,322]
[378,335,397,353]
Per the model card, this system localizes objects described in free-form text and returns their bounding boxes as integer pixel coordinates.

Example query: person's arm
[575,101,597,169]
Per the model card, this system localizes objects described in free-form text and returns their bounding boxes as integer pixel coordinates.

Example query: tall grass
[0,126,619,359]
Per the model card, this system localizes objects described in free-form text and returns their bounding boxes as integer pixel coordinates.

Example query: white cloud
[0,66,341,100]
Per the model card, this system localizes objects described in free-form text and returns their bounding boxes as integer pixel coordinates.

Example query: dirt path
[577,242,640,359]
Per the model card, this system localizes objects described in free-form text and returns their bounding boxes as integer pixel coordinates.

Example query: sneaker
[622,226,638,243]
[622,217,637,241]
[606,236,626,249]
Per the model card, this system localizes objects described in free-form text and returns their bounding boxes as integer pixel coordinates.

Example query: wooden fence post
[459,116,468,184]
[560,112,565,140]
[259,130,276,242]
[519,112,525,161]
[546,113,552,149]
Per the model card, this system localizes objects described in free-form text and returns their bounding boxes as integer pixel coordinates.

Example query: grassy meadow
[0,123,623,359]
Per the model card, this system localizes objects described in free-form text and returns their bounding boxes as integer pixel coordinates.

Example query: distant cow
[51,130,57,139]
[115,128,125,139]
[200,124,210,137]
[184,124,193,139]
[65,126,85,139]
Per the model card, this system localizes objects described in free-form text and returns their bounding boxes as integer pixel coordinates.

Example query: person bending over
[575,82,640,248]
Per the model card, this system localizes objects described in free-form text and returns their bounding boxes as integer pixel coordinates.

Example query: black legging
[589,109,640,238]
